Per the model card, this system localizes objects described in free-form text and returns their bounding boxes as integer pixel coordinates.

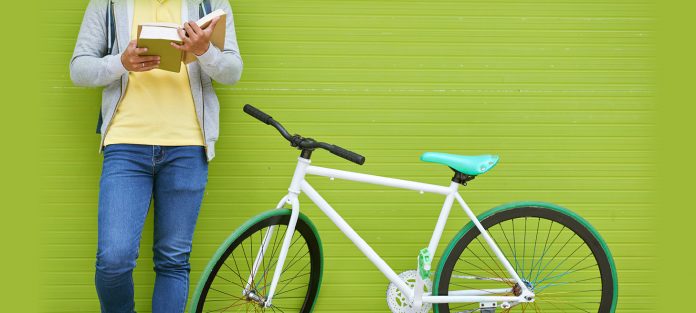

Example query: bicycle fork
[244,158,310,307]
[243,193,300,307]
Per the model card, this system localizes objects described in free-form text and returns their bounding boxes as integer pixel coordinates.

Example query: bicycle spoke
[533,301,541,313]
[534,241,585,285]
[271,305,300,311]
[512,218,519,273]
[535,276,601,293]
[537,299,592,313]
[258,225,284,294]
[527,220,555,281]
[228,250,247,289]
[535,256,595,286]
[464,243,512,286]
[529,218,541,279]
[264,233,303,285]
[473,237,515,286]
[522,217,527,280]
[279,242,309,277]
[248,228,255,288]
[271,306,286,313]
[499,222,519,274]
[239,237,253,285]
[275,260,311,296]
[204,298,245,313]
[210,287,240,299]
[260,227,268,293]
[274,283,309,297]
[450,282,512,295]
[540,299,568,313]
[214,271,247,290]
[457,256,504,283]
[539,289,602,296]
[532,232,577,285]
[278,271,311,284]
[452,269,512,282]
[530,225,568,284]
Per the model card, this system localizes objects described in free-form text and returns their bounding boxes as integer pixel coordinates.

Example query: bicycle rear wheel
[190,209,323,313]
[433,202,617,313]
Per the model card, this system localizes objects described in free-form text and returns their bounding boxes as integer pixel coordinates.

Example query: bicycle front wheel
[190,209,323,313]
[434,202,617,313]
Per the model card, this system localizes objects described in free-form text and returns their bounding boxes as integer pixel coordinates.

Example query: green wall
[40,0,656,312]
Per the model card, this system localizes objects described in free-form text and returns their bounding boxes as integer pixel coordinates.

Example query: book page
[139,25,181,42]
[183,9,227,63]
[141,22,180,28]
[196,9,226,28]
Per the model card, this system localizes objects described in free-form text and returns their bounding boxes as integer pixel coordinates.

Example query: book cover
[136,24,183,72]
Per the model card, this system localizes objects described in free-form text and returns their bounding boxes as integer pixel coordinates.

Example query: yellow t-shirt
[104,0,205,147]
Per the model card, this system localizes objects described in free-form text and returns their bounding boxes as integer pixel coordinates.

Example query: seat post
[451,169,476,186]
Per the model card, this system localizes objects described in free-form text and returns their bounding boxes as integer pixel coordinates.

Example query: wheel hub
[512,280,534,297]
[244,289,267,307]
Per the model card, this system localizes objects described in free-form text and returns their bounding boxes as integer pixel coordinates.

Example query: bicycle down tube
[247,157,533,307]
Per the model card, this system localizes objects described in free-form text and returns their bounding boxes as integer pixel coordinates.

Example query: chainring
[386,270,433,313]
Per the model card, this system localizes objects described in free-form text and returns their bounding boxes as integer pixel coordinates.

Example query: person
[69,0,242,312]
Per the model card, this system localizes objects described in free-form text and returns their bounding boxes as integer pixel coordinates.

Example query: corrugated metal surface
[40,0,655,312]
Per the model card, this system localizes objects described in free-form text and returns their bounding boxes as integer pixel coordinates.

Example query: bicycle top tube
[306,165,456,195]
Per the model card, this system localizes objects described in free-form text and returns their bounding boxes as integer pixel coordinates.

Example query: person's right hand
[121,40,160,72]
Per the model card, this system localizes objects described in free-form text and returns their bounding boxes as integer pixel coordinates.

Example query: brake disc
[386,270,433,313]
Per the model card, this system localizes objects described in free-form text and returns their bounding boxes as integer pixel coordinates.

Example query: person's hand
[171,17,220,56]
[121,40,160,72]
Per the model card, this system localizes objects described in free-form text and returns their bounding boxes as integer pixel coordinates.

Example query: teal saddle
[420,152,499,176]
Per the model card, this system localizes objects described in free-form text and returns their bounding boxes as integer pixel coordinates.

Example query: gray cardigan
[70,0,243,162]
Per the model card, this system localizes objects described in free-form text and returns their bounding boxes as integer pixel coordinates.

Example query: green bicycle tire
[189,209,324,313]
[433,202,618,313]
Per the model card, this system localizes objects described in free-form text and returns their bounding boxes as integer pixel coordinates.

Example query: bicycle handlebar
[243,104,273,125]
[326,143,366,165]
[243,104,366,165]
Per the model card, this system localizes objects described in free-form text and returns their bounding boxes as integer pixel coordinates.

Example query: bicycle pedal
[417,248,432,280]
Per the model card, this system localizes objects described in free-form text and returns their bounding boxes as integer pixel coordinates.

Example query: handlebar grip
[329,145,366,165]
[243,104,273,125]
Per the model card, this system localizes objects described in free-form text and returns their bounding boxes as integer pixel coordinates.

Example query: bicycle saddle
[420,152,499,176]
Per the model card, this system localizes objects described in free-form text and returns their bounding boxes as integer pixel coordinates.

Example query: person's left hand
[171,17,220,56]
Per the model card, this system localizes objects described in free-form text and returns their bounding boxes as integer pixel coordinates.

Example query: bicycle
[189,105,618,313]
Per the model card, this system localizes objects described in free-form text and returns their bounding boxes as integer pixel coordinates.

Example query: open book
[136,9,226,72]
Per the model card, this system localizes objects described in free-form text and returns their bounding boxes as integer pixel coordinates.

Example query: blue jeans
[95,144,208,313]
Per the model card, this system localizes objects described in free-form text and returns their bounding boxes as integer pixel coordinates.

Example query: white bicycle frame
[244,157,535,308]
